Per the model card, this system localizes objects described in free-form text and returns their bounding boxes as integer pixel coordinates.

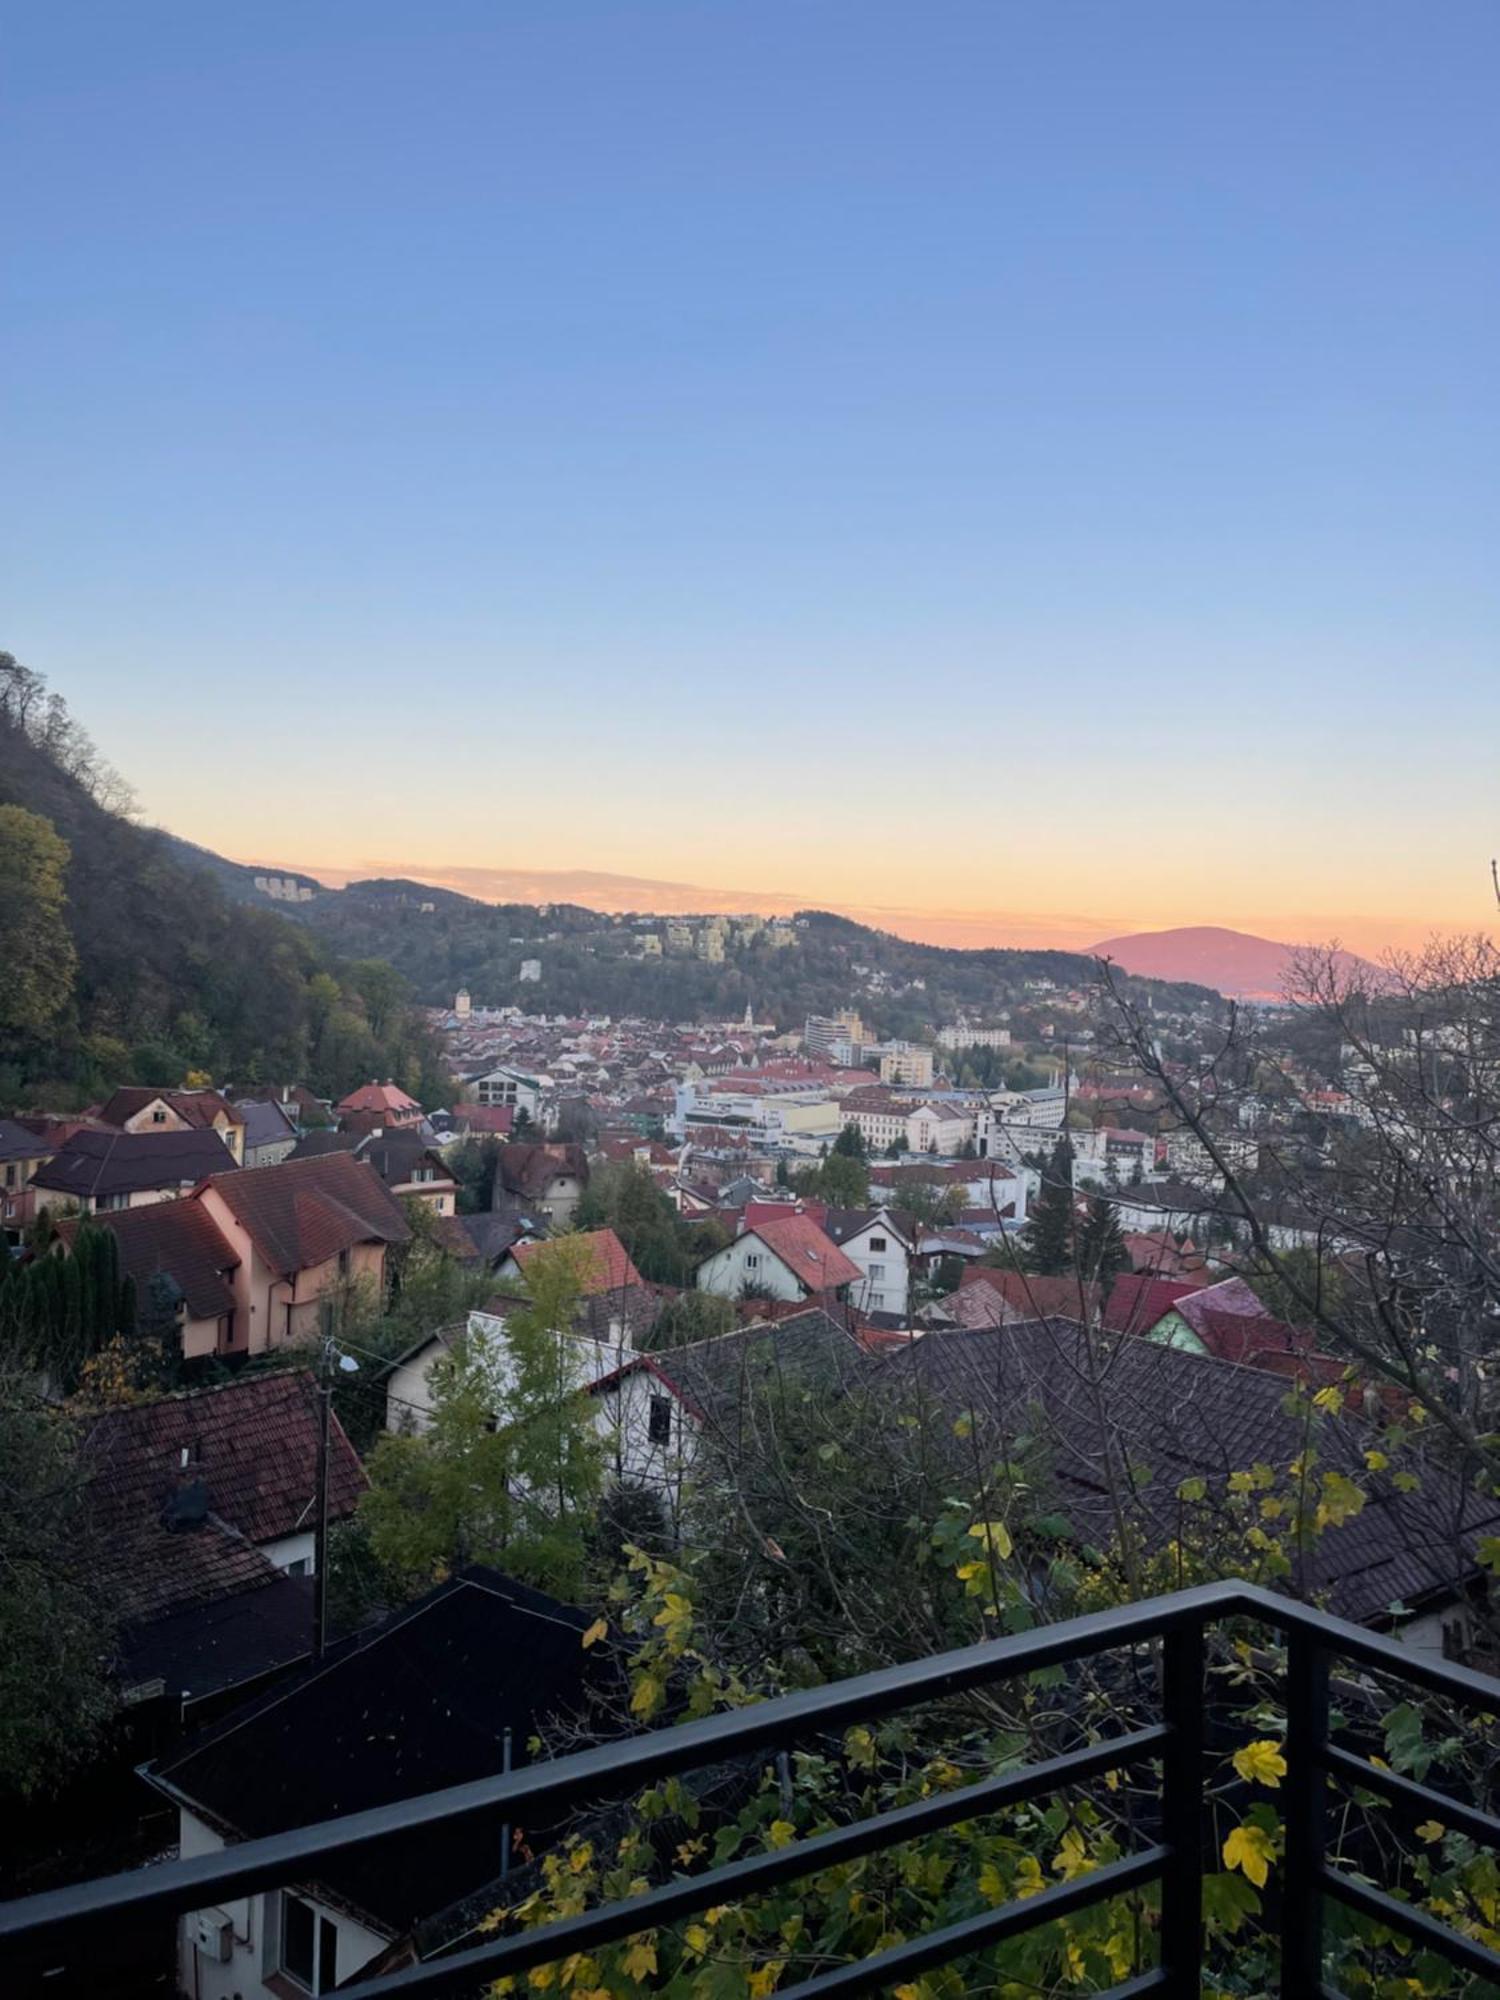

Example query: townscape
[7,655,1500,1997]
[4,7,1497,1995]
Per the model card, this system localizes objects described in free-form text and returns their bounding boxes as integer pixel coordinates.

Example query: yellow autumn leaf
[1416,1820,1446,1844]
[977,1859,1006,1906]
[748,1964,785,1997]
[1223,1822,1275,1889]
[1013,1854,1046,1898]
[1052,1828,1095,1880]
[1364,1449,1388,1472]
[682,1924,710,1957]
[967,1519,1013,1559]
[1232,1739,1288,1789]
[568,1843,593,1874]
[581,1617,608,1649]
[767,1819,796,1848]
[1313,1385,1343,1413]
[619,1938,657,1980]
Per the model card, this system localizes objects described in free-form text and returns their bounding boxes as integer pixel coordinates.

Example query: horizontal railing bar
[1322,1867,1500,1984]
[1234,1582,1500,1710]
[0,1581,1234,1947]
[1323,1743,1500,1851]
[335,1728,1170,1999]
[758,1847,1166,2000]
[3,1576,1496,1975]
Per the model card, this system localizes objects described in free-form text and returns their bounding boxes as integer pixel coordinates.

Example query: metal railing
[3,1578,1499,1998]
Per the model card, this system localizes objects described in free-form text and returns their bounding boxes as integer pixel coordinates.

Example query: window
[151,1108,167,1124]
[648,1394,672,1445]
[745,1252,760,1270]
[869,1263,885,1280]
[337,1248,351,1279]
[280,1894,338,1993]
[869,1236,887,1252]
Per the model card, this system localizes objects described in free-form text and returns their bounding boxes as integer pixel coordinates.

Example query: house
[233,1097,299,1169]
[334,1080,424,1134]
[464,1061,547,1121]
[352,1132,458,1215]
[494,1142,589,1228]
[884,1320,1500,1651]
[30,1128,239,1217]
[143,1569,595,2000]
[96,1088,247,1165]
[494,1227,656,1342]
[587,1308,864,1514]
[193,1152,410,1353]
[696,1212,862,1303]
[822,1206,917,1318]
[387,1304,633,1437]
[63,1198,242,1358]
[81,1373,365,1707]
[0,1116,56,1240]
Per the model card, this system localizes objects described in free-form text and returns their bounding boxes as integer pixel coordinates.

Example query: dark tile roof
[355,1133,454,1187]
[97,1088,244,1131]
[287,1130,359,1162]
[80,1373,366,1624]
[234,1099,299,1152]
[639,1308,866,1429]
[32,1127,238,1199]
[0,1116,50,1164]
[146,1568,595,1932]
[202,1151,411,1272]
[885,1321,1500,1625]
[120,1572,316,1703]
[66,1198,240,1321]
[496,1142,589,1202]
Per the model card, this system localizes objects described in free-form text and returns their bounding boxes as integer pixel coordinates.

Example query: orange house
[192,1151,411,1354]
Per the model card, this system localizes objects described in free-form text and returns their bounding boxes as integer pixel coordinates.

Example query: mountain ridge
[1092,924,1378,1001]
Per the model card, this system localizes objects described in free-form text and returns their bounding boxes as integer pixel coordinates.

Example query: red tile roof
[1103,1273,1204,1335]
[200,1151,410,1273]
[335,1081,423,1117]
[747,1214,863,1293]
[80,1373,365,1623]
[511,1227,643,1296]
[65,1199,240,1323]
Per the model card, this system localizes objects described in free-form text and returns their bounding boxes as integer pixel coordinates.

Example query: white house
[696,1213,862,1303]
[823,1206,915,1318]
[465,1061,548,1119]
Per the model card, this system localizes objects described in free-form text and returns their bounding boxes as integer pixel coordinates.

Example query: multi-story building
[877,1043,935,1089]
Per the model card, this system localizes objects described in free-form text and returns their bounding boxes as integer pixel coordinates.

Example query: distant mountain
[1090,925,1376,1001]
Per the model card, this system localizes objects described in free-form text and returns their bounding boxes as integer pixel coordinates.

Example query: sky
[4,2,1497,957]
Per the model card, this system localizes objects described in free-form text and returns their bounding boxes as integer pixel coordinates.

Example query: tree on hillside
[794,1150,869,1208]
[0,805,77,1039]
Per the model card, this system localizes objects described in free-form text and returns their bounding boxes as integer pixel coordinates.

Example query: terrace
[3,1578,1497,1998]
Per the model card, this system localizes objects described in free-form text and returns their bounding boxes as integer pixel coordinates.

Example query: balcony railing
[3,1578,1499,1998]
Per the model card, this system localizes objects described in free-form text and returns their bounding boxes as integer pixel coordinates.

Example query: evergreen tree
[1078,1194,1129,1286]
[1023,1137,1076,1276]
[832,1121,867,1160]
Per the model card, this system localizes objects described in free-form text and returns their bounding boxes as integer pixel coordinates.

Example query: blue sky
[5,2,1497,948]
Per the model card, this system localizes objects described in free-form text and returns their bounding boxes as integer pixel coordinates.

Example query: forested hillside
[0,656,448,1110]
[278,882,1220,1030]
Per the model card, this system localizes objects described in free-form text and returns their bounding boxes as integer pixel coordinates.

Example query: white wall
[175,1812,393,2000]
[697,1234,804,1302]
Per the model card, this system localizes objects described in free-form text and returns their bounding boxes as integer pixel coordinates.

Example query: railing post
[1280,1626,1328,1995]
[1160,1620,1205,1998]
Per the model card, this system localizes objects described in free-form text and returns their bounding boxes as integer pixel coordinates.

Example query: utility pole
[313,1334,332,1662]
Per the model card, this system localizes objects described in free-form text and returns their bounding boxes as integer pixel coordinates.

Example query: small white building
[823,1206,915,1318]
